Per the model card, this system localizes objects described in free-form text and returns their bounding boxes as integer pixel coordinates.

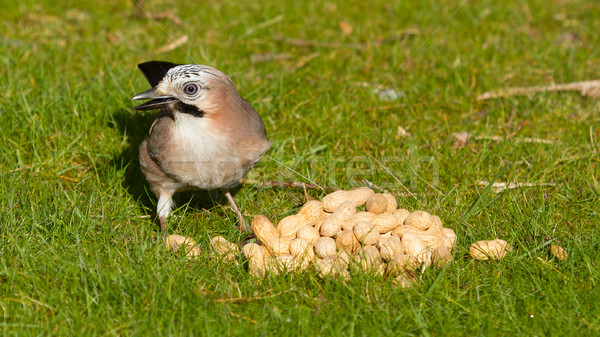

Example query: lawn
[1,0,599,335]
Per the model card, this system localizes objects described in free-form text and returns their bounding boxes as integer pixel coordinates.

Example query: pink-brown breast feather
[203,85,271,172]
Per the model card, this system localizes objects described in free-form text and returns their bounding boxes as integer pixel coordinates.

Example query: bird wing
[137,61,182,87]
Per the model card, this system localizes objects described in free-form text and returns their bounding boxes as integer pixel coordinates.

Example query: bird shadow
[109,109,233,223]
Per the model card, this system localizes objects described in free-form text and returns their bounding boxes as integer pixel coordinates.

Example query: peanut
[352,245,382,272]
[316,257,335,278]
[313,211,330,231]
[316,257,350,280]
[275,254,305,272]
[320,219,343,237]
[425,215,443,235]
[417,233,445,250]
[353,222,381,246]
[382,193,398,213]
[347,187,375,207]
[314,237,337,258]
[277,214,306,237]
[393,208,411,224]
[243,243,271,277]
[392,225,423,238]
[402,233,430,267]
[320,201,356,237]
[296,225,320,245]
[165,234,201,260]
[376,262,387,277]
[322,190,349,212]
[335,250,352,268]
[322,187,374,212]
[442,228,457,250]
[242,242,268,260]
[365,194,388,214]
[289,238,315,263]
[297,200,324,226]
[269,236,293,256]
[340,219,355,231]
[352,212,400,234]
[335,229,360,253]
[252,215,279,245]
[404,211,432,230]
[209,236,239,261]
[469,239,510,260]
[379,236,404,262]
[386,253,411,276]
[252,215,292,255]
[432,245,452,267]
[394,272,416,288]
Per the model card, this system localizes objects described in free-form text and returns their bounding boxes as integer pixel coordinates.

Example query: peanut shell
[469,239,509,260]
[313,211,330,231]
[289,238,315,261]
[352,212,400,234]
[322,190,350,212]
[442,228,457,250]
[252,215,279,245]
[379,236,404,262]
[386,253,411,276]
[165,234,201,260]
[353,222,381,246]
[393,208,411,224]
[297,200,324,226]
[402,233,430,266]
[404,211,432,230]
[392,225,423,238]
[347,187,375,207]
[296,225,320,245]
[320,201,356,237]
[382,193,398,213]
[432,245,452,267]
[277,214,306,237]
[269,236,293,256]
[209,236,239,261]
[365,194,388,214]
[335,229,360,253]
[314,237,337,258]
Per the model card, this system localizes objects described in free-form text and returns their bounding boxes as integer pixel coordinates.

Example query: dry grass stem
[476,180,556,193]
[478,80,600,100]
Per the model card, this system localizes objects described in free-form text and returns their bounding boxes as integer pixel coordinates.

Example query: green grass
[1,0,600,335]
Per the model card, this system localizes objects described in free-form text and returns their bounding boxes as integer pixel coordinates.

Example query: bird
[130,61,271,235]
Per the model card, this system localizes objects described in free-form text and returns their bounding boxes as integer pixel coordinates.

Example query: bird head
[131,61,236,116]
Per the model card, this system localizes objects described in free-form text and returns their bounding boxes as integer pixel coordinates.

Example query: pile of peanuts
[166,187,568,285]
[239,187,458,286]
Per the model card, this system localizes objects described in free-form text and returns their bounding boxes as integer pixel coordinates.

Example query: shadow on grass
[109,109,236,223]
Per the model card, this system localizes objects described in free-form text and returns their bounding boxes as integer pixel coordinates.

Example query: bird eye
[184,83,199,96]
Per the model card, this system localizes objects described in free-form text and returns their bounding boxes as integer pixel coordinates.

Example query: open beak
[131,87,177,110]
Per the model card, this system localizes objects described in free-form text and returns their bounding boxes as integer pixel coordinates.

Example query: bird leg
[223,189,250,232]
[157,191,175,240]
[159,216,167,240]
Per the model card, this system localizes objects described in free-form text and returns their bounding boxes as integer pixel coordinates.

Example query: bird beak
[131,87,177,110]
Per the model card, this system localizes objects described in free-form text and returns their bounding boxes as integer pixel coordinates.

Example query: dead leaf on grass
[340,21,354,35]
[397,126,412,138]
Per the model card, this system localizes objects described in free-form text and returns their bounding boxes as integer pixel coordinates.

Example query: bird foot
[160,217,168,241]
[236,218,251,233]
